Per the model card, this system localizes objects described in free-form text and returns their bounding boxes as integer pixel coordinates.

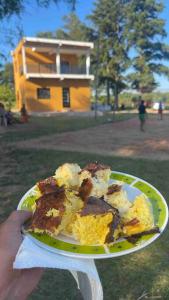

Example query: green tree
[127,0,169,93]
[55,13,88,41]
[0,63,14,86]
[37,31,54,38]
[89,0,131,108]
[0,0,76,19]
[0,84,15,109]
[37,13,89,41]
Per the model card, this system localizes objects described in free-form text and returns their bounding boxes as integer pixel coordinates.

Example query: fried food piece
[80,162,110,177]
[37,177,59,194]
[29,185,84,237]
[107,184,122,195]
[29,187,66,236]
[78,178,93,202]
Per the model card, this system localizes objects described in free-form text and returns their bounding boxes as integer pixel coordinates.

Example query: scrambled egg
[72,213,113,245]
[122,194,154,236]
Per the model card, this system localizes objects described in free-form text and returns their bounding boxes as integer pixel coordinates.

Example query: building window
[37,88,50,99]
[62,87,70,107]
[61,61,70,74]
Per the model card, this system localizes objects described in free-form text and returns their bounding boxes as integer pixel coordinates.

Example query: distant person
[120,103,125,110]
[20,104,29,123]
[6,109,14,125]
[0,102,7,126]
[138,100,147,132]
[158,101,163,120]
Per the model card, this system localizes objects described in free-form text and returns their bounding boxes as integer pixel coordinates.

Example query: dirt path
[16,115,169,160]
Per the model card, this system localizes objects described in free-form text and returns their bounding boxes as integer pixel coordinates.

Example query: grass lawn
[2,112,136,143]
[1,113,169,300]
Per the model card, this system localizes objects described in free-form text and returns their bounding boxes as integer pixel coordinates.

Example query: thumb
[8,210,32,227]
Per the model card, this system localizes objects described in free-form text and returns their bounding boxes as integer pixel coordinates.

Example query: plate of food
[18,162,168,259]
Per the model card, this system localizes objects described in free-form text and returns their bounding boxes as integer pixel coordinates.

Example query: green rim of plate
[19,172,168,256]
[110,173,135,184]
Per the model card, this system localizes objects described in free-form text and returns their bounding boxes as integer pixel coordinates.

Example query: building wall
[16,78,91,112]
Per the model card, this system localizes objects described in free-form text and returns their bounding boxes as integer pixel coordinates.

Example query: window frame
[62,87,70,108]
[37,88,51,99]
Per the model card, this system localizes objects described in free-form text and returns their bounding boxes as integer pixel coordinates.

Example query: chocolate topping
[107,184,122,195]
[80,196,118,216]
[80,162,110,177]
[126,227,160,244]
[29,187,65,233]
[105,213,121,243]
[124,218,140,226]
[78,178,93,202]
[38,177,59,194]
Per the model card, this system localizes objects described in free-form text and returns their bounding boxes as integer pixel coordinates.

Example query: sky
[1,0,169,92]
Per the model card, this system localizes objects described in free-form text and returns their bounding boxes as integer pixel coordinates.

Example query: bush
[0,84,15,109]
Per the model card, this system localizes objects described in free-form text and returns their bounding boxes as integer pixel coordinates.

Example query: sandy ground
[15,115,169,160]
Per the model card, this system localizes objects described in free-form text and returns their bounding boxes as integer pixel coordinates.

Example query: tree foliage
[0,84,15,109]
[127,0,169,93]
[37,13,89,41]
[56,13,89,40]
[0,0,76,19]
[89,0,131,107]
[0,63,14,86]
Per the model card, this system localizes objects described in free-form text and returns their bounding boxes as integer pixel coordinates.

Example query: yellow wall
[21,79,91,112]
[13,42,91,112]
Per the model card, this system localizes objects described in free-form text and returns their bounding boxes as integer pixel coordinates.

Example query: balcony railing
[61,65,86,75]
[27,64,56,74]
[21,63,87,75]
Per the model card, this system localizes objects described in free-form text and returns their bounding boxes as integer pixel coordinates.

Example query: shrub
[0,84,15,109]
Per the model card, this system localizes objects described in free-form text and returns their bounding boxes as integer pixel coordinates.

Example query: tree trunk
[106,78,110,105]
[114,82,119,110]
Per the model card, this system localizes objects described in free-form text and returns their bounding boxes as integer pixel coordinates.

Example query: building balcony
[21,63,94,80]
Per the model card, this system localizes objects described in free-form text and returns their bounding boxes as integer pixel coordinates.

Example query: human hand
[0,210,43,300]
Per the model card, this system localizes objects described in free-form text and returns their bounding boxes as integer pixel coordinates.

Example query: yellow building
[12,37,94,112]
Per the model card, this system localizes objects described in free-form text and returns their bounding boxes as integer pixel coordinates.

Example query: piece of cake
[105,184,132,216]
[54,163,81,188]
[72,196,120,245]
[79,162,111,199]
[122,194,154,236]
[79,162,111,182]
[28,186,83,237]
[37,176,59,194]
[28,187,66,236]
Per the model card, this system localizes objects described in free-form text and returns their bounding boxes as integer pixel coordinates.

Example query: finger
[8,210,32,227]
